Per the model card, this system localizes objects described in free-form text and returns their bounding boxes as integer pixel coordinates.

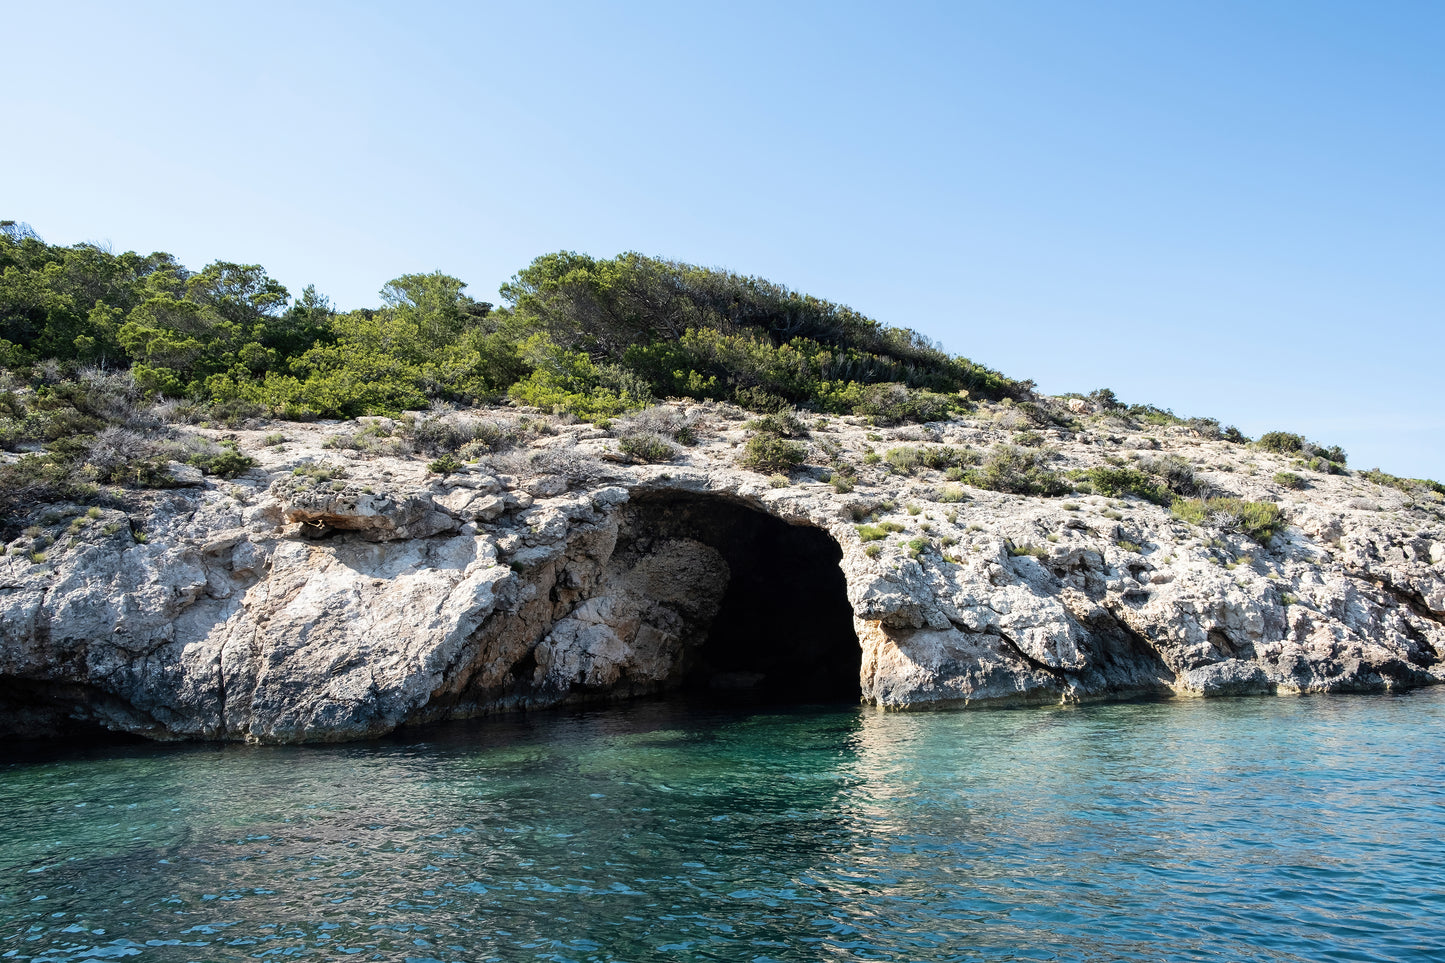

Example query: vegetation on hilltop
[0,221,1022,424]
[8,219,1439,538]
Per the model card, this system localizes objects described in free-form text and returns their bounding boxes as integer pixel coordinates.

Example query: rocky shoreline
[2,399,1442,743]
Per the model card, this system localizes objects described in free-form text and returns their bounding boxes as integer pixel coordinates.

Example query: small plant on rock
[617,431,677,464]
[739,431,806,474]
[1171,497,1284,543]
[428,454,463,475]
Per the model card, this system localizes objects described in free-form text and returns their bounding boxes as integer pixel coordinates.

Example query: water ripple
[3,690,1443,961]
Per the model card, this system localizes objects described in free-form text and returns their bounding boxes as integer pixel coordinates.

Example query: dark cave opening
[622,493,861,704]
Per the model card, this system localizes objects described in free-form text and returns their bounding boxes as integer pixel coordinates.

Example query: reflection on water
[2,690,1443,961]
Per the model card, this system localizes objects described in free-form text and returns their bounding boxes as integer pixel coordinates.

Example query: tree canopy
[0,222,1025,421]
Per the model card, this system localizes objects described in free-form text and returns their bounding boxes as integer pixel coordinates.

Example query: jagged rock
[2,400,1442,743]
[277,485,461,540]
[165,461,207,487]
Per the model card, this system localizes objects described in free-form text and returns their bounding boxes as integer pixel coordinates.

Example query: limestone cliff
[2,400,1442,743]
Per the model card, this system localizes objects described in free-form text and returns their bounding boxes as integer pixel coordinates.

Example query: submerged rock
[1,402,1442,742]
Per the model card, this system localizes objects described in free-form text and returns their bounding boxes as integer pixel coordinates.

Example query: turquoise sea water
[2,690,1443,962]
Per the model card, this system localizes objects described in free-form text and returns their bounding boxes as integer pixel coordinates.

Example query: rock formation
[2,401,1442,742]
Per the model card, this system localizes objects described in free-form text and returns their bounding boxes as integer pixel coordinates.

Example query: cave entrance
[623,493,860,704]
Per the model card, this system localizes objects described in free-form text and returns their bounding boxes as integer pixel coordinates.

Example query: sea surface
[2,689,1443,962]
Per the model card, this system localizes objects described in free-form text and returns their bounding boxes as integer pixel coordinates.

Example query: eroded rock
[2,400,1442,743]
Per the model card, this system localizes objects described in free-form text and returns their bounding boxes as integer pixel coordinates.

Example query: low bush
[738,431,806,474]
[623,406,699,444]
[409,412,514,455]
[884,444,977,475]
[1257,430,1347,465]
[617,431,677,463]
[187,443,256,479]
[845,383,961,425]
[1360,468,1445,498]
[1082,466,1172,506]
[884,446,922,473]
[1273,471,1306,490]
[963,445,1068,497]
[1306,456,1346,475]
[1171,497,1284,543]
[856,520,905,542]
[1265,430,1312,454]
[1138,454,1201,497]
[744,412,808,438]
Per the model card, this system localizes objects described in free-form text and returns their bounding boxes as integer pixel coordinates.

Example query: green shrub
[1009,543,1048,559]
[1256,431,1305,454]
[884,446,922,474]
[188,446,256,479]
[617,431,676,463]
[1257,431,1347,466]
[886,444,977,474]
[1359,468,1445,498]
[428,455,463,475]
[1087,388,1123,411]
[292,462,346,484]
[733,386,792,413]
[744,413,808,438]
[939,485,967,503]
[738,431,806,474]
[1273,471,1306,490]
[1138,454,1200,496]
[1171,497,1284,543]
[1084,466,1172,506]
[102,458,178,488]
[962,445,1068,497]
[856,520,906,542]
[831,475,855,493]
[924,446,975,469]
[907,537,929,559]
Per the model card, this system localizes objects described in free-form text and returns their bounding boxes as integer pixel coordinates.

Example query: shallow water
[2,689,1443,962]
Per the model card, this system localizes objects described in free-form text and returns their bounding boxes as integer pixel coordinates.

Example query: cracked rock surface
[2,400,1442,742]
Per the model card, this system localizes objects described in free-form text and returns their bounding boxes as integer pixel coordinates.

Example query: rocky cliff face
[2,401,1442,742]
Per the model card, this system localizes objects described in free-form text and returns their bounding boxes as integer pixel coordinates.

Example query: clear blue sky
[7,1,1443,479]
